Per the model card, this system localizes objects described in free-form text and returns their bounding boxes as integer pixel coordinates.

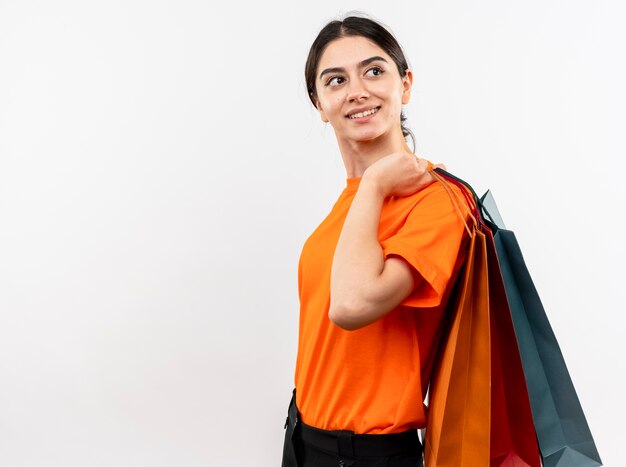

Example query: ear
[315,99,329,123]
[401,69,413,105]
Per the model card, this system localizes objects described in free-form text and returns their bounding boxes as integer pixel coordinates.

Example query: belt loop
[337,430,355,467]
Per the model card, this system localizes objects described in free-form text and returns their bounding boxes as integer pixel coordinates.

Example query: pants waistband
[288,388,423,462]
[299,420,422,458]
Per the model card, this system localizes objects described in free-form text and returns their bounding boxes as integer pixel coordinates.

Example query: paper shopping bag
[430,169,541,466]
[424,231,492,466]
[425,172,491,466]
[429,167,602,466]
[485,226,541,467]
[482,190,602,467]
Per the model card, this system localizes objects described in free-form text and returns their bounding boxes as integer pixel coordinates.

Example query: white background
[1,1,624,466]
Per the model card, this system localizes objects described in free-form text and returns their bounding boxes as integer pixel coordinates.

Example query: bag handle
[432,168,498,227]
[429,168,477,236]
[434,170,482,226]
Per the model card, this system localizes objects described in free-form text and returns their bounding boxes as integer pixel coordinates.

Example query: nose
[346,79,369,102]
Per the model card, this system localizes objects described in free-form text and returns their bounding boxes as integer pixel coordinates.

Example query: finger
[433,163,447,171]
[416,157,429,173]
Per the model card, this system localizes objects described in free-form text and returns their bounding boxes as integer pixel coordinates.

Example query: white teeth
[348,107,380,119]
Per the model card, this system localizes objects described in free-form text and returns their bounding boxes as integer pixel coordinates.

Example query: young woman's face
[314,35,412,144]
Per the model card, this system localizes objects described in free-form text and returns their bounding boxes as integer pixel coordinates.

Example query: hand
[363,152,447,198]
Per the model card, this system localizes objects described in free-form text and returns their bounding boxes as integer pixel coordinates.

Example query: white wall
[1,1,623,465]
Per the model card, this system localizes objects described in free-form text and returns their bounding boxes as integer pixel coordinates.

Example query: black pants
[281,389,424,467]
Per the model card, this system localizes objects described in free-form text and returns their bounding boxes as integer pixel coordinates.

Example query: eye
[366,66,384,77]
[325,75,344,87]
[324,66,385,87]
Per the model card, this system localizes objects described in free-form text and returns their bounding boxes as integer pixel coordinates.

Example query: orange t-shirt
[293,173,471,434]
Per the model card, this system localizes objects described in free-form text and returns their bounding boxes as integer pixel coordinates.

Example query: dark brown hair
[304,14,416,151]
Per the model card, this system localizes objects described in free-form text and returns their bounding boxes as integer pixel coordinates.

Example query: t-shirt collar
[345,176,362,193]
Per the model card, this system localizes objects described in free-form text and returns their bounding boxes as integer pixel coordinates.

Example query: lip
[346,105,381,121]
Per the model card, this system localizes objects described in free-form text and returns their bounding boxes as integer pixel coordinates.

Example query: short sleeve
[379,184,470,308]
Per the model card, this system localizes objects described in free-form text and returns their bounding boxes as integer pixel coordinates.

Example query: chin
[350,129,386,142]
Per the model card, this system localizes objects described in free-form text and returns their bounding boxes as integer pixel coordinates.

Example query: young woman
[282,14,471,467]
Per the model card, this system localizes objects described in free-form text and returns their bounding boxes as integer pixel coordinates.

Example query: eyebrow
[319,56,389,80]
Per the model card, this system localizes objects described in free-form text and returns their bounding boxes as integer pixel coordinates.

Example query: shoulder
[400,177,473,213]
[400,177,474,234]
[428,177,473,209]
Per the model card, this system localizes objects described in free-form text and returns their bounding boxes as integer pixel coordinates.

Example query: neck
[335,129,413,179]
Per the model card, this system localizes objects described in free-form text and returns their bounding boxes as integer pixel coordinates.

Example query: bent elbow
[328,299,367,331]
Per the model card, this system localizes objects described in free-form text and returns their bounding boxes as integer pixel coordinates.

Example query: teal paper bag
[481,190,602,467]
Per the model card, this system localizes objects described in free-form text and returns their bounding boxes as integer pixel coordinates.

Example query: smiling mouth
[347,106,381,119]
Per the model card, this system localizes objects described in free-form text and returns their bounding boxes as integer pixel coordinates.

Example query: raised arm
[329,154,437,331]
